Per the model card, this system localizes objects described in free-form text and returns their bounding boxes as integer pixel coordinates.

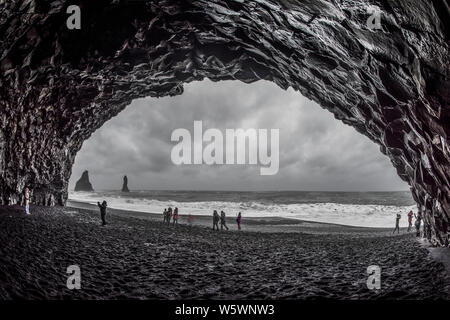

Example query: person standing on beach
[220,211,229,230]
[167,207,172,226]
[393,213,401,234]
[237,212,242,230]
[163,208,168,223]
[173,207,179,226]
[97,200,108,226]
[213,210,220,231]
[415,211,422,237]
[24,187,30,215]
[407,210,414,232]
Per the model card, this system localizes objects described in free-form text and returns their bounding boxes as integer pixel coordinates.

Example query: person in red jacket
[173,207,179,226]
[407,210,414,232]
[236,212,242,230]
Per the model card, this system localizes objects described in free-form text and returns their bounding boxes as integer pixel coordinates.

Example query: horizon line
[69,188,411,193]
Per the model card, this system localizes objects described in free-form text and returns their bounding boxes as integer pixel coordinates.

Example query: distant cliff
[74,171,94,192]
[122,175,130,192]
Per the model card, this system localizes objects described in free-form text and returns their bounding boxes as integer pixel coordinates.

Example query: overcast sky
[69,79,409,192]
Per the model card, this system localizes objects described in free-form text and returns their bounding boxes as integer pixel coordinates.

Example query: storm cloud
[69,80,409,192]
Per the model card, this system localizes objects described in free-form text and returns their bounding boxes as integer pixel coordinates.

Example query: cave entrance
[69,79,414,228]
[0,0,447,244]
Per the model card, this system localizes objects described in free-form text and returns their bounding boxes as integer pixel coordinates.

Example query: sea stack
[122,175,130,192]
[74,170,94,192]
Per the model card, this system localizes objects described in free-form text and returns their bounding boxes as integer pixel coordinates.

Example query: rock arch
[0,0,448,244]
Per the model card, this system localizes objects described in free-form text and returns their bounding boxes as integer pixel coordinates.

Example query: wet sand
[0,204,448,300]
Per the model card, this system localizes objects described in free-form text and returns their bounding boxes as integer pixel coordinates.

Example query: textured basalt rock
[74,170,94,192]
[122,175,130,192]
[0,1,448,245]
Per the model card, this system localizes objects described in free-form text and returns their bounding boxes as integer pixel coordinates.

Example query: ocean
[68,190,416,228]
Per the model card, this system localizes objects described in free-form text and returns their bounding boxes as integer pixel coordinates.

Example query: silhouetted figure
[407,210,414,232]
[97,200,108,226]
[173,207,179,226]
[213,210,220,231]
[393,213,401,234]
[220,210,229,230]
[167,207,172,226]
[24,187,30,215]
[163,208,168,223]
[415,211,422,237]
[237,212,242,230]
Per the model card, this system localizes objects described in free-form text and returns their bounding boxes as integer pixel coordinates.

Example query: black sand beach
[0,204,448,300]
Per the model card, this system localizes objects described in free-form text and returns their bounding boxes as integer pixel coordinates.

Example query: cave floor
[0,205,448,300]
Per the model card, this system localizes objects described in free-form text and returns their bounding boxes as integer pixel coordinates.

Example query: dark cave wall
[0,0,449,245]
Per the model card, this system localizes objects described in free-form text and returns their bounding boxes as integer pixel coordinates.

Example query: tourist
[97,200,108,226]
[415,211,422,237]
[163,208,168,223]
[220,210,229,230]
[167,207,172,226]
[392,213,401,234]
[173,207,179,226]
[237,212,242,230]
[213,210,220,231]
[407,210,414,232]
[24,187,30,215]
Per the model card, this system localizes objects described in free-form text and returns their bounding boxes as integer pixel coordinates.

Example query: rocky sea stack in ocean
[74,171,94,192]
[122,175,130,193]
[0,1,448,245]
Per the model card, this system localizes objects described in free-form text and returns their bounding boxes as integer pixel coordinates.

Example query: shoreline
[67,200,394,234]
[1,204,448,299]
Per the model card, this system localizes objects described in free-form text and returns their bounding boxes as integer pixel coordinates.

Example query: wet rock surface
[74,170,94,192]
[0,1,448,244]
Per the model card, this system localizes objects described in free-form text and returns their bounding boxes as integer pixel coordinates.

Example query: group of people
[163,207,179,226]
[212,210,228,231]
[211,210,242,231]
[96,202,424,236]
[393,210,422,236]
[92,200,243,231]
[162,207,243,231]
[19,187,425,238]
[21,187,424,237]
[15,186,429,239]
